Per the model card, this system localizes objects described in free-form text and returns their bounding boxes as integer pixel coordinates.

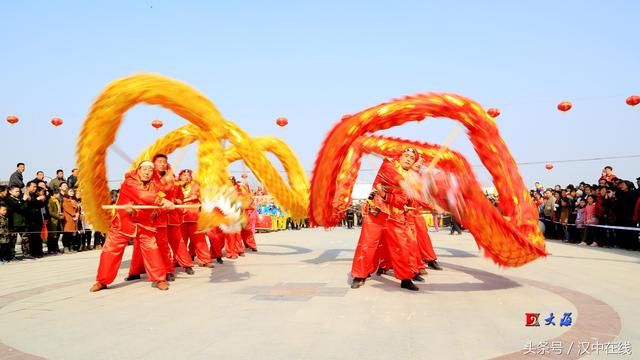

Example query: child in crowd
[0,204,10,263]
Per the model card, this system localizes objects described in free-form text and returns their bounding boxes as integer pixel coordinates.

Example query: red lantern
[545,164,554,171]
[557,101,572,112]
[626,95,640,107]
[241,173,249,179]
[151,119,163,129]
[51,117,63,127]
[6,115,19,125]
[276,117,288,127]
[487,108,500,118]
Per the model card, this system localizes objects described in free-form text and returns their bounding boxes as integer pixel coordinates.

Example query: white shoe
[578,242,587,246]
[590,242,599,247]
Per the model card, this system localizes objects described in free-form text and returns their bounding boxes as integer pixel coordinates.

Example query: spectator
[9,162,26,189]
[31,170,45,184]
[611,177,622,188]
[533,191,544,214]
[636,177,640,190]
[614,180,639,250]
[46,189,64,255]
[580,195,599,247]
[62,188,79,253]
[24,181,47,258]
[0,185,7,203]
[67,168,79,189]
[49,169,66,193]
[542,190,556,237]
[558,198,571,242]
[599,166,617,183]
[110,189,119,204]
[57,182,69,208]
[0,204,9,263]
[4,185,27,260]
[575,198,586,244]
[37,180,48,190]
[345,206,355,229]
[75,188,90,251]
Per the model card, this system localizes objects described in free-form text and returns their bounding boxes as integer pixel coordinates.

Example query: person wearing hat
[126,155,199,283]
[90,160,175,292]
[350,148,420,291]
[178,168,217,266]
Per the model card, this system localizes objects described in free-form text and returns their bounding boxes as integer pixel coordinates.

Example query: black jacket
[25,194,48,229]
[9,171,24,189]
[615,189,638,225]
[4,195,28,229]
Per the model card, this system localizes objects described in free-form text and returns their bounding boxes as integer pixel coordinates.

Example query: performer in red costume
[376,198,432,279]
[126,155,197,282]
[178,169,215,267]
[414,212,443,270]
[90,160,174,292]
[351,148,420,291]
[238,182,258,252]
[207,226,225,264]
[220,177,246,259]
[407,158,442,271]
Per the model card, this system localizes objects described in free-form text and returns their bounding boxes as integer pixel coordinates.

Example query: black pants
[450,219,462,234]
[347,219,354,229]
[47,232,61,253]
[614,226,639,250]
[62,232,77,250]
[93,232,105,247]
[27,225,44,258]
[81,231,92,248]
[582,227,598,246]
[542,217,553,239]
[0,242,11,261]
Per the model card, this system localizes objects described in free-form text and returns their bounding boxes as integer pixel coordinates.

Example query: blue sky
[1,1,638,189]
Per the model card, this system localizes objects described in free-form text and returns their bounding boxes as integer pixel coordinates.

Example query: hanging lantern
[51,117,63,127]
[487,108,500,118]
[6,115,19,125]
[626,95,640,107]
[545,163,554,171]
[276,117,288,127]
[241,173,249,179]
[557,101,572,112]
[151,119,163,129]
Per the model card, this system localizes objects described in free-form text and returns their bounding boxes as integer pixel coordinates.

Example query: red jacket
[152,170,184,226]
[111,170,164,237]
[181,181,201,223]
[371,159,410,223]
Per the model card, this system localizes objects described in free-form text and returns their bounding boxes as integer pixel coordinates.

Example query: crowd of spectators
[534,166,640,251]
[3,161,637,264]
[1,163,104,263]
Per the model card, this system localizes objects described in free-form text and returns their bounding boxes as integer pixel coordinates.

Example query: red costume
[207,227,225,260]
[129,168,195,277]
[180,179,213,266]
[94,170,167,286]
[351,158,414,281]
[238,183,257,251]
[378,199,433,273]
[414,214,438,262]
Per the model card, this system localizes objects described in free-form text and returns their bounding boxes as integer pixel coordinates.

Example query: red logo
[525,313,540,327]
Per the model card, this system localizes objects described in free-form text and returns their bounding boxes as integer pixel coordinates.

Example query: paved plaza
[1,228,638,359]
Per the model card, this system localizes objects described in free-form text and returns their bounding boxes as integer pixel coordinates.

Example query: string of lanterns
[6,96,637,170]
